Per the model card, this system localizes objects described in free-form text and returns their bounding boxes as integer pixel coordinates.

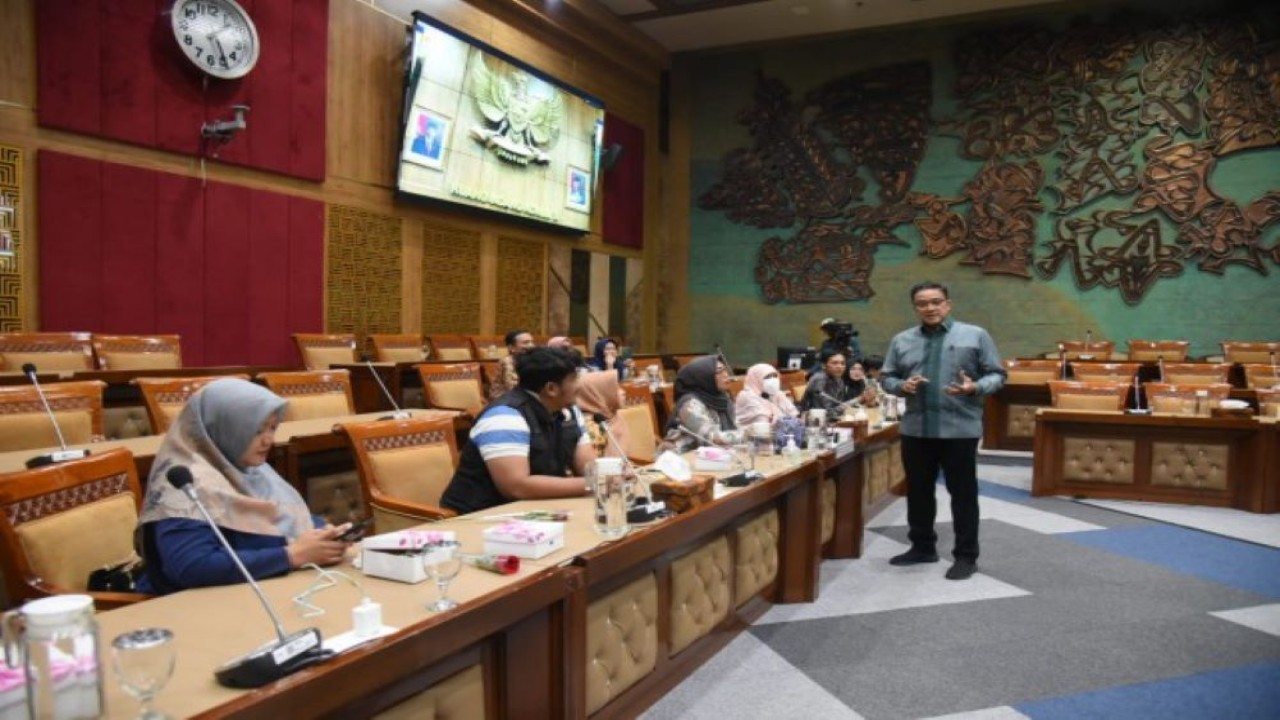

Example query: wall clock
[170,0,260,80]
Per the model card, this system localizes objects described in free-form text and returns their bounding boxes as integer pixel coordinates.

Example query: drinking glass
[111,628,176,719]
[423,545,464,612]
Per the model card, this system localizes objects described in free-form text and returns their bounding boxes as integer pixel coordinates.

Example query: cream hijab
[140,379,313,538]
[575,370,631,457]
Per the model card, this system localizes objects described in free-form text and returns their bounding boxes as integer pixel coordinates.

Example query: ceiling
[595,0,1083,52]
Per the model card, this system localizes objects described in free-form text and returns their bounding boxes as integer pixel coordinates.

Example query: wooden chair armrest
[372,498,456,522]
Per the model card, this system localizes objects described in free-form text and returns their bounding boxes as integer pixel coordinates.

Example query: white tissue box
[359,530,456,584]
[692,446,734,472]
[482,521,564,559]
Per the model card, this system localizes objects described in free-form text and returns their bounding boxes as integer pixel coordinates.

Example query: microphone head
[592,412,608,425]
[21,362,37,376]
[166,465,195,490]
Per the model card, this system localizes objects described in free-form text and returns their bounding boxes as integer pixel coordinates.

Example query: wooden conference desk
[985,376,1260,451]
[93,423,906,718]
[0,410,460,491]
[0,365,295,406]
[1031,410,1279,513]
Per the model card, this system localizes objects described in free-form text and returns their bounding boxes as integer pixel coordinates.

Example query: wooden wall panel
[325,204,403,345]
[421,224,481,335]
[494,236,547,335]
[0,145,24,332]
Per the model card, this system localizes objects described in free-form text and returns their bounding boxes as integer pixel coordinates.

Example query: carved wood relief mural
[699,14,1280,305]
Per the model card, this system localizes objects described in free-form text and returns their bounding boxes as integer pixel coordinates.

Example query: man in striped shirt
[880,281,1006,581]
[441,347,595,515]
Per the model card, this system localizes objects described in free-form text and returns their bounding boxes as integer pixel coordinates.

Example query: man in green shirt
[880,282,1006,580]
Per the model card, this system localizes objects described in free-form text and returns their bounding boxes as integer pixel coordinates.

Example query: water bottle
[2,595,104,719]
[592,458,628,539]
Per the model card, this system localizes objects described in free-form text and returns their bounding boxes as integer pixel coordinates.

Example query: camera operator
[809,318,863,376]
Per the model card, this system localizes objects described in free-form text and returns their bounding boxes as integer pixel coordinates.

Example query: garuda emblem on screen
[468,59,563,165]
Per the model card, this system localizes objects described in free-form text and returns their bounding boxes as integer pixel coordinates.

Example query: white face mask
[761,377,782,396]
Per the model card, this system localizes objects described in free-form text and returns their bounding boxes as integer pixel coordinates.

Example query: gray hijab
[141,379,313,539]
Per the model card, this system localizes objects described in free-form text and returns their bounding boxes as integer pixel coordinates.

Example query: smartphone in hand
[335,517,373,542]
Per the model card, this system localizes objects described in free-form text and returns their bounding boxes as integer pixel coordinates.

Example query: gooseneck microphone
[165,466,330,688]
[366,359,410,420]
[22,363,90,469]
[819,391,859,414]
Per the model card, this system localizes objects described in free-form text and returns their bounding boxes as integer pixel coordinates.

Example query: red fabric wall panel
[36,2,102,137]
[37,153,103,332]
[155,172,207,365]
[100,164,158,333]
[37,0,328,182]
[289,2,328,180]
[601,113,645,250]
[246,190,292,366]
[202,184,253,366]
[101,2,158,146]
[38,152,323,367]
[286,198,326,362]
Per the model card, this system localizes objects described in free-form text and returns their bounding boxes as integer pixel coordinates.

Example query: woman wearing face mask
[735,363,798,427]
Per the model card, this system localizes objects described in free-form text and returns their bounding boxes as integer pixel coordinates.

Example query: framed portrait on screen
[403,107,451,170]
[565,166,590,214]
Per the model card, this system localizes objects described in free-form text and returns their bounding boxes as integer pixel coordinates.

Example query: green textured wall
[683,1,1280,365]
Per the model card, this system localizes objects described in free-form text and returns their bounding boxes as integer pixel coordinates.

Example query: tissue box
[360,530,457,584]
[482,521,564,559]
[650,474,715,514]
[692,446,734,472]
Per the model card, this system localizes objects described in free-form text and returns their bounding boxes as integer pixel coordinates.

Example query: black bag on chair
[87,556,145,593]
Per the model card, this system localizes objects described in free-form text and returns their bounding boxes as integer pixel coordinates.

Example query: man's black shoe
[889,549,940,566]
[945,560,977,580]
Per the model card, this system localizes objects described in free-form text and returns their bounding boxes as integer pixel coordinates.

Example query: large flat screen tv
[397,12,605,234]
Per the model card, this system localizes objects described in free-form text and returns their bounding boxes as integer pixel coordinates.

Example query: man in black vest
[441,347,595,515]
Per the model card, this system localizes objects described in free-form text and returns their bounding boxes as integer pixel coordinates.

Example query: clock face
[170,0,260,80]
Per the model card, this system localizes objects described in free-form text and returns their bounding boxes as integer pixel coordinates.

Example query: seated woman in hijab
[800,349,860,418]
[575,370,633,459]
[660,356,742,453]
[846,359,881,407]
[586,337,633,380]
[735,363,799,428]
[136,378,351,595]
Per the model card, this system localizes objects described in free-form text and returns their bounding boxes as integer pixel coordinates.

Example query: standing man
[880,282,1006,580]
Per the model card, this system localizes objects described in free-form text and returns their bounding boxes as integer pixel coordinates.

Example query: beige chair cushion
[430,381,482,416]
[0,412,94,452]
[0,351,91,372]
[1165,373,1226,385]
[435,348,472,361]
[380,347,426,363]
[669,535,730,655]
[1006,370,1055,384]
[282,394,351,421]
[616,405,657,464]
[585,572,658,714]
[97,351,181,371]
[1227,350,1273,363]
[1056,394,1123,411]
[15,494,138,591]
[301,346,355,371]
[369,444,455,507]
[374,663,485,720]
